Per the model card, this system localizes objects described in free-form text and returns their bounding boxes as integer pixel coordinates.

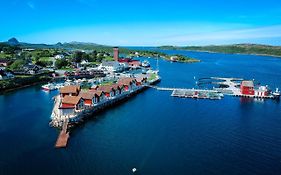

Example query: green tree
[72,51,83,63]
[55,59,68,69]
[82,52,90,61]
[9,59,26,70]
[89,50,97,62]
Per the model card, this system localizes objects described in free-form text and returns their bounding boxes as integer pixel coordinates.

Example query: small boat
[272,88,281,99]
[55,83,64,89]
[42,83,57,91]
[64,79,73,86]
[132,168,137,173]
[141,60,150,68]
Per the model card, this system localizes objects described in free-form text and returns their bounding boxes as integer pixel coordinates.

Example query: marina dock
[171,89,223,99]
[146,85,224,99]
[55,120,69,148]
[51,75,161,148]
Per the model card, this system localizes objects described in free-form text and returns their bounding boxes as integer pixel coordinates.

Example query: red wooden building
[98,85,116,97]
[135,76,147,86]
[59,85,81,97]
[79,92,96,106]
[60,96,84,110]
[240,81,255,95]
[118,77,136,91]
[89,90,106,103]
[111,84,123,95]
[128,60,141,67]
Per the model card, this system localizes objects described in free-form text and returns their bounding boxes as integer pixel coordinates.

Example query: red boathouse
[240,81,255,95]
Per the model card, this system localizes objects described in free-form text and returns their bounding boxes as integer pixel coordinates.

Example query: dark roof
[101,61,119,67]
[23,64,42,70]
[0,70,5,76]
[0,59,9,63]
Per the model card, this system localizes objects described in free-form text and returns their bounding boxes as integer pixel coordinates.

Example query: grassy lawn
[88,61,101,65]
[148,73,157,81]
[0,53,12,59]
[15,75,33,78]
[104,56,114,61]
[99,81,115,86]
[39,57,53,62]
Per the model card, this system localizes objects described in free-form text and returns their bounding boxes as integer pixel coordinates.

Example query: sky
[1,0,281,46]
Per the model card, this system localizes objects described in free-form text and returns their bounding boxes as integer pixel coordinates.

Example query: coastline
[0,80,48,94]
[159,48,281,58]
[0,75,52,94]
[130,49,200,63]
[50,76,161,129]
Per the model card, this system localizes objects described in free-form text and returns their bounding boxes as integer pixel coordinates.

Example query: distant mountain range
[2,38,281,57]
[3,38,109,50]
[159,44,281,57]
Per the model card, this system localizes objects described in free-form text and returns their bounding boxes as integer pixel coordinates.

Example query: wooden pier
[171,89,223,100]
[55,120,69,148]
[232,94,278,99]
[146,85,218,92]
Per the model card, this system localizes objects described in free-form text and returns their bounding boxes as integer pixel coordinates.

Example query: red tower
[113,47,119,61]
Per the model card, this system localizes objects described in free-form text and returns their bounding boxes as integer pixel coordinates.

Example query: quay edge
[50,75,161,129]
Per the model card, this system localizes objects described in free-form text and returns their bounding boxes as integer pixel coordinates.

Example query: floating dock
[232,94,279,99]
[55,120,69,148]
[171,89,223,100]
[146,85,224,100]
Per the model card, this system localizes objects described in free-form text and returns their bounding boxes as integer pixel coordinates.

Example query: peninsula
[160,44,281,57]
[130,50,200,63]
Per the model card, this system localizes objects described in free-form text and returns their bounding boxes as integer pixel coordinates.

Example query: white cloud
[161,25,281,45]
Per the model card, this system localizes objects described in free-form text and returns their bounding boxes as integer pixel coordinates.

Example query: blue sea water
[1,50,281,175]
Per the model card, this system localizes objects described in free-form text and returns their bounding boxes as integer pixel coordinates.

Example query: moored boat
[141,60,150,68]
[42,83,57,91]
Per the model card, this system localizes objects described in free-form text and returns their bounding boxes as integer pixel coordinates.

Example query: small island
[129,50,200,63]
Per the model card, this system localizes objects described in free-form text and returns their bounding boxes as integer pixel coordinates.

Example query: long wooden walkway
[146,85,218,93]
[55,120,69,148]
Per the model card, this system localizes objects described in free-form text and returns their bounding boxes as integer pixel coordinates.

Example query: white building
[54,54,65,59]
[98,61,125,72]
[170,56,178,61]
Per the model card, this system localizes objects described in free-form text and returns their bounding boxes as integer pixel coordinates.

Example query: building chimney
[113,47,119,61]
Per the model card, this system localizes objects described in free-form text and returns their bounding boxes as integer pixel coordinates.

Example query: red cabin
[79,92,97,106]
[59,85,81,97]
[128,60,141,67]
[98,85,116,97]
[118,78,136,91]
[89,90,105,103]
[135,76,147,86]
[240,81,255,95]
[111,84,123,95]
[60,96,84,110]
